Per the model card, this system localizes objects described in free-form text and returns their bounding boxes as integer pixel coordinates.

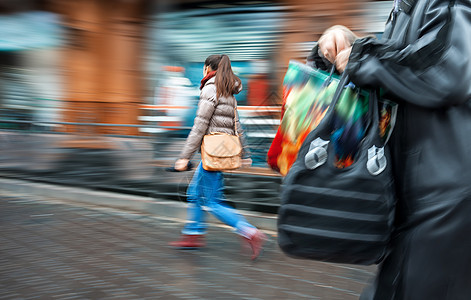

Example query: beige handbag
[201,106,242,171]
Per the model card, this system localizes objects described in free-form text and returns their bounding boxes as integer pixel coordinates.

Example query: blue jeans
[182,162,256,237]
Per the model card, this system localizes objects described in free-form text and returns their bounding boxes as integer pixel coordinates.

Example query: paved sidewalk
[0,178,277,231]
[0,189,376,300]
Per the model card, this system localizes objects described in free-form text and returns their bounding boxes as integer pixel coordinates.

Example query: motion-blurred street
[0,131,376,299]
[0,188,374,300]
[0,1,392,298]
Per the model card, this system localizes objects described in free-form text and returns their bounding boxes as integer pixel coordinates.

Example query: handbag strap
[233,101,239,136]
[316,71,379,146]
[315,71,351,140]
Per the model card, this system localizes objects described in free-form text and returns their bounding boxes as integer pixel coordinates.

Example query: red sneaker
[245,230,267,260]
[169,234,205,249]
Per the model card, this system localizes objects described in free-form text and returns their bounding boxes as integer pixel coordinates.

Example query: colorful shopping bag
[267,61,339,175]
[268,61,378,175]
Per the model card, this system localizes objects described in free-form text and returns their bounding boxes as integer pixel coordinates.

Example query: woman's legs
[198,162,267,259]
[169,164,207,248]
[181,163,207,235]
[198,162,257,238]
[172,162,266,258]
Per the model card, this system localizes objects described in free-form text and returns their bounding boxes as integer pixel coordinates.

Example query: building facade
[0,0,391,135]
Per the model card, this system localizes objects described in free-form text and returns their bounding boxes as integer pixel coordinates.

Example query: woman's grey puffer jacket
[179,77,249,160]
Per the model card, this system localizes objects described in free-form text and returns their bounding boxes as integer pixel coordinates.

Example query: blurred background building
[0,0,394,208]
[0,0,393,137]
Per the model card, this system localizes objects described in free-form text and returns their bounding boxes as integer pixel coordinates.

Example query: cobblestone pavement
[0,191,376,300]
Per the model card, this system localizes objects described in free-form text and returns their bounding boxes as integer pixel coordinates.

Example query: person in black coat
[313,0,471,299]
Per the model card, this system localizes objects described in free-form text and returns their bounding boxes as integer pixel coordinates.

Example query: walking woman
[169,54,267,260]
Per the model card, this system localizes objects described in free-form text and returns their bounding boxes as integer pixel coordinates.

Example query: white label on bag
[367,146,387,176]
[305,138,329,170]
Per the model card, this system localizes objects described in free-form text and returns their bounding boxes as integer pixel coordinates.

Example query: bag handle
[314,70,351,141]
[333,75,388,175]
[318,70,378,135]
[329,71,351,112]
[303,68,384,171]
[233,100,239,136]
[329,72,381,143]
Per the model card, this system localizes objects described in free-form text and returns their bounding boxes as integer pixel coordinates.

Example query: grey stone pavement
[0,188,376,300]
[0,131,377,299]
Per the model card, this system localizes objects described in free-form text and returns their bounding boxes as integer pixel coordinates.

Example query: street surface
[0,190,375,300]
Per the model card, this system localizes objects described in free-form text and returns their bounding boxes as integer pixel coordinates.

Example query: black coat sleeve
[346,0,471,108]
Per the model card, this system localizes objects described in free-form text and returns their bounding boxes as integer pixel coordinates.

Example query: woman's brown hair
[205,54,242,99]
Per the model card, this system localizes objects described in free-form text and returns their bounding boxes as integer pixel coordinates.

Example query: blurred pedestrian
[169,54,267,260]
[311,0,471,299]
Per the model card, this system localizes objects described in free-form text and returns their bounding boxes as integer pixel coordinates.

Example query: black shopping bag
[277,73,396,265]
